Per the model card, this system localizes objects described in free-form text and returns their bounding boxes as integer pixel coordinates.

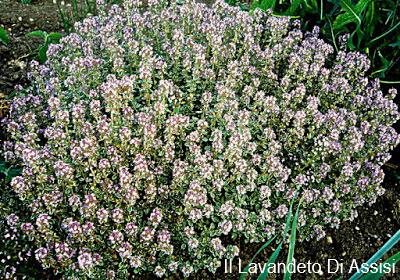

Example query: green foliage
[20,0,32,4]
[26,31,63,63]
[0,26,10,45]
[240,0,400,82]
[332,0,369,30]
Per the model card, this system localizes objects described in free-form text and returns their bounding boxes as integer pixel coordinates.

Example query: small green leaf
[27,30,47,39]
[0,26,10,45]
[46,32,63,43]
[38,45,48,63]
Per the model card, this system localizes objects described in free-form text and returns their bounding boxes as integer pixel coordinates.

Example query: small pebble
[18,17,22,21]
[29,18,34,22]
[387,218,391,222]
[326,236,333,244]
[355,226,360,231]
[317,270,323,276]
[373,210,378,215]
[342,251,347,256]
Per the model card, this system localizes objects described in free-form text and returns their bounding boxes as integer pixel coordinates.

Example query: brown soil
[1,0,399,279]
[0,0,62,100]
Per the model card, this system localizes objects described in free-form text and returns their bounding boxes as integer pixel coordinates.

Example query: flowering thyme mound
[4,0,400,277]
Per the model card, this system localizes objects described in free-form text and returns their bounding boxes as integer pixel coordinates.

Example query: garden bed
[1,0,399,279]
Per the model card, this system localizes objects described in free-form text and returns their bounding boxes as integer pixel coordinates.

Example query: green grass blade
[364,1,375,37]
[284,198,303,280]
[257,242,283,280]
[341,0,361,25]
[284,198,295,234]
[359,251,400,280]
[349,230,400,280]
[328,18,339,52]
[391,0,399,26]
[55,2,70,32]
[239,235,277,280]
[72,0,79,19]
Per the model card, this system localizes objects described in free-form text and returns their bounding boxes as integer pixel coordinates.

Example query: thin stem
[370,20,400,44]
[328,19,338,53]
[380,80,400,84]
[320,0,323,20]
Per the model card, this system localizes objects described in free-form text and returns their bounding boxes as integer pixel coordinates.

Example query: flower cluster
[0,211,35,279]
[4,0,399,277]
